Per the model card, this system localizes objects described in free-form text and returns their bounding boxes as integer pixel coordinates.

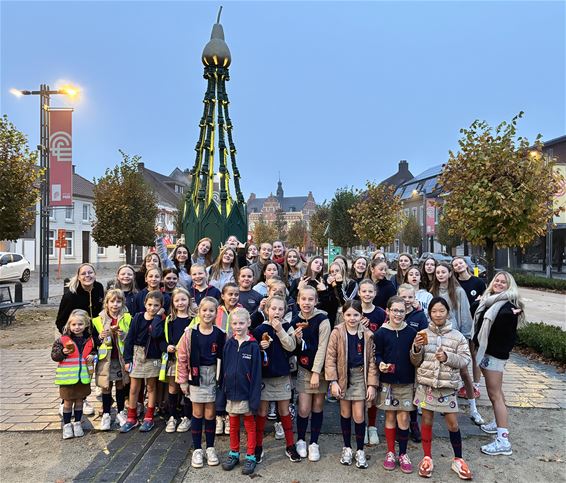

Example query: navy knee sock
[204,418,216,447]
[74,409,83,422]
[63,411,72,425]
[297,415,308,441]
[168,393,179,419]
[183,397,192,418]
[116,388,126,412]
[310,411,323,444]
[410,410,418,423]
[398,427,409,455]
[102,393,112,414]
[340,416,351,448]
[192,417,203,449]
[355,421,366,451]
[449,430,463,458]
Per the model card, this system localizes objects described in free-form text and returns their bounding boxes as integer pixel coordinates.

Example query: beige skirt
[130,345,160,379]
[377,383,416,411]
[344,366,366,401]
[296,366,329,395]
[413,384,458,413]
[261,375,292,401]
[189,365,217,403]
[226,399,250,414]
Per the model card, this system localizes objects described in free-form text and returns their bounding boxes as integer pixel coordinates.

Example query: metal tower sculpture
[182,7,247,256]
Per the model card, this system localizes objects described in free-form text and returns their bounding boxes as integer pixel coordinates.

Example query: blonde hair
[114,264,138,294]
[266,294,287,313]
[170,287,192,319]
[230,307,250,325]
[102,288,127,315]
[68,263,96,293]
[330,260,350,285]
[483,271,524,311]
[298,284,318,301]
[190,263,209,283]
[397,283,415,295]
[62,309,91,335]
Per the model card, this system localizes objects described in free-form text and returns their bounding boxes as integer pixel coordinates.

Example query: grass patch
[517,323,566,363]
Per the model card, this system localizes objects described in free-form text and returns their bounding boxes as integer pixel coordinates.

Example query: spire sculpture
[182,7,247,256]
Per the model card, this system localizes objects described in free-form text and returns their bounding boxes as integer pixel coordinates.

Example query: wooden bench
[0,286,27,326]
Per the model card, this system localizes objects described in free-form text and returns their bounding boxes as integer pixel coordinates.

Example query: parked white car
[0,252,31,282]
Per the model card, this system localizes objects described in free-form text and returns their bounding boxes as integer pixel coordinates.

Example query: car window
[12,254,22,262]
[0,255,11,265]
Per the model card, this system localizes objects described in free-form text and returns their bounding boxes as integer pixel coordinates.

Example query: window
[12,254,22,262]
[119,246,126,257]
[175,184,184,194]
[65,231,73,256]
[48,230,55,256]
[158,213,166,225]
[289,207,296,212]
[411,207,417,218]
[49,208,56,221]
[65,203,74,221]
[82,204,90,222]
[97,246,106,256]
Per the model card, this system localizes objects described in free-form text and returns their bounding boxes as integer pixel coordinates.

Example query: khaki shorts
[414,384,458,413]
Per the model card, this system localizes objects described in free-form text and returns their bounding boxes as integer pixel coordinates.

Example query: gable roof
[139,164,183,208]
[395,164,444,200]
[73,173,94,199]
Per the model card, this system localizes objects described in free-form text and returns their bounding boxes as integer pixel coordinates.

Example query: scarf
[472,292,510,362]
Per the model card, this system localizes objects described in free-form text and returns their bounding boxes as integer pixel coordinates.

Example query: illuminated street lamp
[11,84,78,303]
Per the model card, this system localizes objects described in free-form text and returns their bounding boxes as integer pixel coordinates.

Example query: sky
[1,0,565,203]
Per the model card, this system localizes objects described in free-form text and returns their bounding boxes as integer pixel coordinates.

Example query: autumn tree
[274,209,287,241]
[402,215,422,253]
[0,115,42,241]
[350,182,405,249]
[329,188,359,252]
[436,216,462,254]
[252,216,278,246]
[438,112,564,280]
[309,204,330,253]
[287,220,308,250]
[92,150,158,264]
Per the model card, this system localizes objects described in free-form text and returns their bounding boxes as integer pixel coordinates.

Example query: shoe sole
[340,460,352,466]
[400,467,414,474]
[165,427,177,433]
[207,458,220,466]
[356,463,368,469]
[451,464,473,480]
[177,427,190,433]
[286,453,300,463]
[192,462,204,468]
[308,456,320,462]
[481,448,513,456]
[480,428,497,435]
[383,465,396,471]
[419,470,433,478]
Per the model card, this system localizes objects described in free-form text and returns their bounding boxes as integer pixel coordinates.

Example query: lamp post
[11,84,77,303]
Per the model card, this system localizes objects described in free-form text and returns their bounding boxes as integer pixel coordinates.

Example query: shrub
[517,323,566,363]
[510,272,566,292]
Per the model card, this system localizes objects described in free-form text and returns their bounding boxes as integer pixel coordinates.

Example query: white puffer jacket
[410,320,470,390]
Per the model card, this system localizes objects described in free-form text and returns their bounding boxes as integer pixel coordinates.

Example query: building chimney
[399,160,409,175]
[138,162,145,169]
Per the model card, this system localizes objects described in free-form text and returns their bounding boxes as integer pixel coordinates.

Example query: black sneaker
[410,421,422,443]
[254,445,264,463]
[285,444,302,462]
[241,455,257,475]
[222,452,240,471]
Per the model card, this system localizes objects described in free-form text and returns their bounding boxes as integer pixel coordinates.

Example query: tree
[329,187,359,251]
[252,216,278,246]
[437,112,565,280]
[402,215,422,253]
[310,204,330,253]
[436,216,462,254]
[349,182,405,249]
[0,115,42,241]
[274,209,287,241]
[92,150,158,264]
[287,220,308,250]
[174,197,185,237]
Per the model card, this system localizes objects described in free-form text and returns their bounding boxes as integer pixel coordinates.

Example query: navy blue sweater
[123,313,164,363]
[222,337,262,413]
[406,309,428,332]
[191,285,222,305]
[253,322,293,378]
[373,279,396,310]
[374,325,417,385]
[133,288,171,315]
[291,311,328,372]
[364,306,386,334]
[238,289,264,315]
[161,316,192,352]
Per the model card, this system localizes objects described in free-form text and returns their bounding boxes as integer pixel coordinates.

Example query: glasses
[390,309,406,314]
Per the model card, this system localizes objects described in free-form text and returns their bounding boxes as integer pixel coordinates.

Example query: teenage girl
[420,257,437,292]
[133,268,171,315]
[411,297,473,480]
[136,252,162,291]
[297,256,335,325]
[349,256,368,286]
[246,244,259,266]
[252,261,280,297]
[292,285,331,462]
[192,237,214,267]
[112,264,138,315]
[327,260,358,307]
[155,229,192,289]
[325,300,377,469]
[52,309,95,439]
[283,248,305,290]
[253,295,301,463]
[92,289,132,431]
[190,263,221,306]
[405,265,432,316]
[121,290,165,432]
[367,259,396,310]
[208,246,239,291]
[162,267,180,294]
[162,288,193,433]
[177,296,226,468]
[392,253,414,291]
[237,266,264,315]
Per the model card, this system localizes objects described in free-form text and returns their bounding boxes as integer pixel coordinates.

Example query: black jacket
[55,282,104,333]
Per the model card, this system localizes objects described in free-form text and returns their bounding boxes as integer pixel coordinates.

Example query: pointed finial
[217,6,223,24]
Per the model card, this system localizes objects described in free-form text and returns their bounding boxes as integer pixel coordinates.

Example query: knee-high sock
[297,414,308,441]
[421,423,432,457]
[340,416,351,448]
[102,393,112,414]
[229,415,240,453]
[310,411,323,444]
[204,418,216,448]
[355,421,366,451]
[449,429,462,458]
[367,406,377,427]
[183,397,192,418]
[116,388,126,412]
[191,417,203,449]
[168,393,179,419]
[255,415,266,447]
[385,427,397,453]
[280,414,295,447]
[398,427,409,455]
[410,409,418,423]
[243,415,256,457]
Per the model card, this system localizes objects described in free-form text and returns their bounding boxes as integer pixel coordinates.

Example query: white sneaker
[215,415,224,435]
[224,415,230,435]
[206,447,219,466]
[267,401,277,420]
[166,416,178,433]
[116,409,128,427]
[59,403,64,417]
[368,426,380,445]
[340,446,353,465]
[481,437,513,456]
[355,449,368,469]
[177,416,191,432]
[72,421,84,437]
[481,420,498,434]
[274,421,284,440]
[100,413,112,431]
[83,400,95,416]
[296,439,307,458]
[470,410,485,426]
[308,442,320,462]
[192,448,204,468]
[62,423,74,439]
[364,427,369,444]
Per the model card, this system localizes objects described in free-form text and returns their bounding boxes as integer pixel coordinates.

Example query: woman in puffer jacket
[410,297,472,481]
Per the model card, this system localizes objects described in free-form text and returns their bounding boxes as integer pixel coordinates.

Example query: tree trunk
[485,238,496,282]
[125,244,134,266]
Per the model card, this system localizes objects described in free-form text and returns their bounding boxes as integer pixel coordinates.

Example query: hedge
[517,323,566,363]
[511,272,566,292]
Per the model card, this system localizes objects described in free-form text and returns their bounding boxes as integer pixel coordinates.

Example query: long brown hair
[209,246,239,281]
[430,262,459,309]
[192,237,214,267]
[396,253,414,285]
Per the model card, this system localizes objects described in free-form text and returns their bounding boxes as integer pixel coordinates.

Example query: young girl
[92,290,132,430]
[190,263,221,306]
[208,246,239,291]
[133,268,171,315]
[221,308,262,476]
[430,263,483,425]
[405,265,432,316]
[112,264,138,315]
[177,297,226,468]
[237,266,264,315]
[162,267,180,294]
[192,237,214,267]
[375,296,418,474]
[297,256,335,325]
[368,260,396,310]
[52,309,95,439]
[392,253,414,291]
[420,257,437,292]
[252,261,280,297]
[292,285,331,462]
[121,291,165,432]
[253,296,301,463]
[325,300,377,469]
[162,288,193,433]
[135,252,162,291]
[246,243,259,266]
[156,229,192,289]
[411,297,473,480]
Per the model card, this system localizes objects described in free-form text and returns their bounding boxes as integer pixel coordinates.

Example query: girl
[221,308,262,476]
[349,256,368,286]
[325,300,377,469]
[135,252,162,291]
[358,279,385,445]
[237,266,264,315]
[224,235,248,268]
[405,265,432,315]
[292,285,331,462]
[155,230,192,289]
[52,309,95,439]
[162,288,193,433]
[420,257,437,291]
[177,297,226,468]
[392,253,413,291]
[208,246,239,291]
[192,237,214,267]
[368,259,396,310]
[272,240,286,265]
[246,244,259,266]
[297,256,334,324]
[473,272,524,456]
[162,267,180,294]
[113,264,138,315]
[371,250,386,262]
[375,296,418,474]
[252,261,280,297]
[92,290,132,431]
[253,296,301,463]
[410,297,473,480]
[133,268,171,315]
[190,263,221,306]
[121,291,165,432]
[283,248,305,292]
[430,263,483,425]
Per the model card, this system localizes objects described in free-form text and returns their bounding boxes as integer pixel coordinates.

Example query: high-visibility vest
[158,316,172,382]
[55,336,94,385]
[91,313,131,360]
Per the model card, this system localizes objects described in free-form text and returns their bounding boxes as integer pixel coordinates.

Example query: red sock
[144,406,155,421]
[229,415,240,452]
[281,414,294,447]
[255,415,266,447]
[385,427,397,453]
[127,407,137,422]
[243,415,256,456]
[368,406,377,427]
[421,423,433,457]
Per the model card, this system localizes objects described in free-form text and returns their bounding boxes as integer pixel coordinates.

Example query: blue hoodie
[406,309,428,332]
[222,336,262,413]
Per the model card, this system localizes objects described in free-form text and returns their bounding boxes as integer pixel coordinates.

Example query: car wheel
[20,269,30,283]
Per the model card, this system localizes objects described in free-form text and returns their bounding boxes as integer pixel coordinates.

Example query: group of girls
[51,241,524,479]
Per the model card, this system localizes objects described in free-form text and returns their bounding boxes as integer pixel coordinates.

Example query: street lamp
[11,84,78,303]
[412,189,427,255]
